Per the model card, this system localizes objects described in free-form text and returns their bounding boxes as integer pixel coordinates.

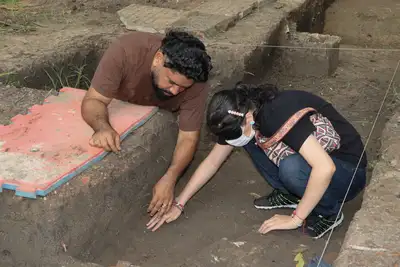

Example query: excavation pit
[1,0,398,266]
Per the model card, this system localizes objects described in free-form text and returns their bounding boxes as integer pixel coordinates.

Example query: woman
[147,83,367,239]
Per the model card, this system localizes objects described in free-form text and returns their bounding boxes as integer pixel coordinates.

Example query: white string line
[316,59,400,267]
[205,42,400,52]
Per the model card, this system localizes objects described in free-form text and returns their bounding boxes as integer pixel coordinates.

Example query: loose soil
[0,0,399,266]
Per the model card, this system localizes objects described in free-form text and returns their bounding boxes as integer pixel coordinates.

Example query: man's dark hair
[160,29,213,82]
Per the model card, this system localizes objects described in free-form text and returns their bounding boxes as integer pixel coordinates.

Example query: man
[81,30,212,219]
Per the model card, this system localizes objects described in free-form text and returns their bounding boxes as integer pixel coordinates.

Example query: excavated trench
[1,49,101,92]
[1,0,396,266]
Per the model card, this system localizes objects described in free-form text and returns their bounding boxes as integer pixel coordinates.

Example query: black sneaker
[305,212,344,239]
[254,189,300,210]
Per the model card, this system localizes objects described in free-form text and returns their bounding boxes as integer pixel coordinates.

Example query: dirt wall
[334,109,400,267]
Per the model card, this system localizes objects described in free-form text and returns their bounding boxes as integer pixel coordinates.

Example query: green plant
[0,0,20,4]
[43,63,92,92]
[0,71,21,87]
[0,1,38,33]
[0,71,14,77]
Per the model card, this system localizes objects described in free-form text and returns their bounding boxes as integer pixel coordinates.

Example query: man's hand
[81,87,121,153]
[258,214,302,235]
[146,130,198,216]
[89,128,121,153]
[146,205,183,232]
[147,177,175,217]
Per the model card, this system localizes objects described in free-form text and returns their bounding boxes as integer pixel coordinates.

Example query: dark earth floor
[74,0,399,266]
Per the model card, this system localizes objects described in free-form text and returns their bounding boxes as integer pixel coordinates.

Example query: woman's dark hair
[206,82,279,140]
[160,29,213,82]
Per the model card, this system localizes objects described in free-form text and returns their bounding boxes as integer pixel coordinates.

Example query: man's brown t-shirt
[91,31,210,132]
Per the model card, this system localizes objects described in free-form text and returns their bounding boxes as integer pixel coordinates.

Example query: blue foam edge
[2,107,159,199]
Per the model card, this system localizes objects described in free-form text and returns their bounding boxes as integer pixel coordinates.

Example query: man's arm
[82,87,113,131]
[81,87,121,152]
[81,36,126,152]
[166,130,199,180]
[148,82,209,216]
[147,129,199,216]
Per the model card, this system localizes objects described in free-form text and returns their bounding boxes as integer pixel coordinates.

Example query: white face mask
[226,126,255,147]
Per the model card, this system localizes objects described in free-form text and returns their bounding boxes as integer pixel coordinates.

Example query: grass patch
[0,0,38,33]
[0,72,22,87]
[1,49,100,90]
[0,71,14,77]
[0,0,19,4]
[43,63,92,91]
[1,64,91,91]
[0,71,21,87]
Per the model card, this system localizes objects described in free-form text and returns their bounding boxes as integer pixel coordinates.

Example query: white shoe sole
[254,204,298,210]
[312,213,345,239]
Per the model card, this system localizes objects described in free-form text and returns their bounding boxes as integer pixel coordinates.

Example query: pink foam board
[0,87,158,198]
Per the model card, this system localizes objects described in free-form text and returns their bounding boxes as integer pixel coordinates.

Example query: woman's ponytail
[233,82,279,111]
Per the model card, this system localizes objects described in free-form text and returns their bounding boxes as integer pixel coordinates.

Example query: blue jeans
[244,141,367,216]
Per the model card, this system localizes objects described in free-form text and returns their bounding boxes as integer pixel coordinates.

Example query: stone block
[279,32,341,77]
[115,260,140,267]
[194,0,266,18]
[117,4,185,34]
[65,263,104,267]
[117,1,272,37]
[168,12,235,39]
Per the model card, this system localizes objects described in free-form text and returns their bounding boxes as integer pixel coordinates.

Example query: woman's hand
[146,205,183,232]
[258,214,302,234]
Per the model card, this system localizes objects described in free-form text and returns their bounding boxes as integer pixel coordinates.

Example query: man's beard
[151,72,174,101]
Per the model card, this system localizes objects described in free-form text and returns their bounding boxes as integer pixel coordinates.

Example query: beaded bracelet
[291,210,304,227]
[173,199,184,213]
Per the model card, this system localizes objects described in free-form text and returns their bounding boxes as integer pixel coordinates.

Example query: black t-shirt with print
[217,90,367,168]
